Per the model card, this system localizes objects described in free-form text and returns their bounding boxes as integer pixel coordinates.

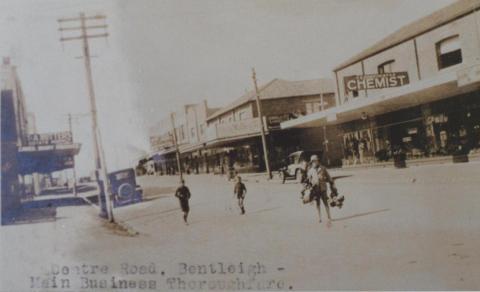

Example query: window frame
[378,59,395,74]
[436,35,462,70]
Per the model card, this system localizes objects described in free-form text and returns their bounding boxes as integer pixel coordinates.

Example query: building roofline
[206,78,335,122]
[334,0,480,72]
[205,78,279,122]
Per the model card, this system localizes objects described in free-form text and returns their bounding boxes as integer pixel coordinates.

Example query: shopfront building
[282,0,480,167]
[204,78,336,172]
[339,90,480,166]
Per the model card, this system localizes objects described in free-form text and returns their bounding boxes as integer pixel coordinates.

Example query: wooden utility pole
[68,113,78,196]
[170,112,183,182]
[251,68,272,179]
[58,13,114,222]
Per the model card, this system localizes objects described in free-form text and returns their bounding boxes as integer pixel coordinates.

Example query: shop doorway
[389,120,426,159]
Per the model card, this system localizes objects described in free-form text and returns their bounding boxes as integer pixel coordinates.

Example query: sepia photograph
[1,0,480,291]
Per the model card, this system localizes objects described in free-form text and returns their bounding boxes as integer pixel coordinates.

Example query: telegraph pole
[251,68,272,179]
[170,112,183,182]
[58,13,114,222]
[68,113,78,196]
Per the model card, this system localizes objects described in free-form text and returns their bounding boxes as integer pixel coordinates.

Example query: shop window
[305,100,329,114]
[436,35,462,70]
[378,60,395,74]
[312,102,321,113]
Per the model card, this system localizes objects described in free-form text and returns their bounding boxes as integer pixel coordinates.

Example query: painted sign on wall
[216,117,265,139]
[26,131,72,146]
[344,72,409,92]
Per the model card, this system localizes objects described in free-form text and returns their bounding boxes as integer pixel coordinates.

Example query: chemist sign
[344,72,409,92]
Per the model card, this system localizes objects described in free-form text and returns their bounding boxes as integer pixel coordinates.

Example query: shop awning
[281,67,480,129]
[280,107,337,129]
[205,132,262,149]
[179,142,206,154]
[17,143,81,175]
[149,148,176,162]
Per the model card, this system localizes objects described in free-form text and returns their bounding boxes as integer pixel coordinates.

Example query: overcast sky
[1,0,455,176]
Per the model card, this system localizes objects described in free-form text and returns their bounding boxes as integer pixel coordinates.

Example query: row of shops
[142,131,304,176]
[1,58,81,224]
[281,0,480,167]
[336,91,480,166]
[144,88,480,176]
[141,1,480,175]
[141,78,335,175]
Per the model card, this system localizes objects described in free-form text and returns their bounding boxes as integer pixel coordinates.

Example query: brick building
[146,100,219,175]
[204,78,336,173]
[1,58,81,224]
[282,0,480,166]
[144,78,337,175]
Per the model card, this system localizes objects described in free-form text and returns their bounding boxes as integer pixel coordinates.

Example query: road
[1,162,480,291]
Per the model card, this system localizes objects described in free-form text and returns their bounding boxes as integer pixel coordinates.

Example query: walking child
[307,155,336,223]
[233,176,247,215]
[175,179,191,225]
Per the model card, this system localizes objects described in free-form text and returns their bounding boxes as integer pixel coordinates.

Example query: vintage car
[279,150,323,183]
[108,168,143,207]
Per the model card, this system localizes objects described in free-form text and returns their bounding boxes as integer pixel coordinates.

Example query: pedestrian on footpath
[307,155,336,223]
[175,179,191,225]
[233,176,247,215]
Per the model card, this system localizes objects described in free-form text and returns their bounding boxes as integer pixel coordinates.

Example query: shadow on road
[248,206,282,215]
[279,174,353,185]
[143,193,173,202]
[142,186,176,197]
[2,207,60,225]
[333,208,390,222]
[332,175,354,181]
[3,194,88,226]
[122,206,181,222]
[22,197,87,209]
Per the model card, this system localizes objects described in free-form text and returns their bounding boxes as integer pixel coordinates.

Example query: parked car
[108,168,143,207]
[279,150,323,183]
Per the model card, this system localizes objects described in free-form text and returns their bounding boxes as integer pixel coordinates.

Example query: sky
[1,0,455,176]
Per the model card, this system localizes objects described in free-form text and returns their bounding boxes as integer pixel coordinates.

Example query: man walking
[175,179,191,225]
[233,176,247,215]
[307,155,336,223]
